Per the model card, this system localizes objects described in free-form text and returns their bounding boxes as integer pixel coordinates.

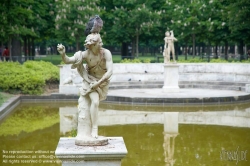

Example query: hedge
[0,61,59,95]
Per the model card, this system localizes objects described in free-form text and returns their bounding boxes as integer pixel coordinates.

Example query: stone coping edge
[105,94,250,106]
[1,92,250,121]
[0,96,21,122]
[14,93,250,105]
[55,137,127,160]
[0,94,78,122]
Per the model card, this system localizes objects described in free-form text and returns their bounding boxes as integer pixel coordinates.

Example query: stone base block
[55,137,127,166]
[75,136,108,146]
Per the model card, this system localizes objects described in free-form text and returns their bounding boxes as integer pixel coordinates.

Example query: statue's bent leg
[77,95,91,139]
[167,48,171,63]
[89,91,99,138]
[172,47,176,63]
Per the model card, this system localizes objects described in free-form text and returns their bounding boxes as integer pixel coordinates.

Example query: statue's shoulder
[101,48,111,56]
[101,48,112,61]
[74,50,88,59]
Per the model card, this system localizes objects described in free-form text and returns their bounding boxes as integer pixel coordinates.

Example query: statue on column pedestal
[163,30,178,63]
[57,16,113,146]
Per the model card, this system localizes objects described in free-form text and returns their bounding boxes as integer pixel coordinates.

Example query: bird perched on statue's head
[84,15,103,36]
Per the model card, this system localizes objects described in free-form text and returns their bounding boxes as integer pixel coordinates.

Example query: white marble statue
[163,30,177,63]
[57,31,113,145]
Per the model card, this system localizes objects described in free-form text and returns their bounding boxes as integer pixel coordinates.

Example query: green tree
[207,0,231,59]
[0,0,35,58]
[55,0,101,51]
[22,0,56,58]
[101,0,160,58]
[0,0,56,60]
[165,0,212,57]
[226,0,250,60]
[31,0,57,56]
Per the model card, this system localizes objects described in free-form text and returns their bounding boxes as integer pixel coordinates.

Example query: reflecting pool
[0,102,250,166]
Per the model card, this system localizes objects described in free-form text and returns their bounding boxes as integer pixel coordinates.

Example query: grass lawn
[0,92,14,107]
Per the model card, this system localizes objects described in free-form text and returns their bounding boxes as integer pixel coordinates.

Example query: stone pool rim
[1,90,250,121]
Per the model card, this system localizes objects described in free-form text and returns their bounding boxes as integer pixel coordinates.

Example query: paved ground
[108,88,249,99]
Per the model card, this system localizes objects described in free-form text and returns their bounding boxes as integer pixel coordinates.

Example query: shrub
[241,59,250,63]
[0,61,59,94]
[120,58,141,63]
[23,60,59,82]
[143,58,151,63]
[210,59,228,63]
[177,58,206,63]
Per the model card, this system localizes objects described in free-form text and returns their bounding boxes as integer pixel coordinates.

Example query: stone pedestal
[162,64,180,93]
[55,137,127,166]
[246,84,250,93]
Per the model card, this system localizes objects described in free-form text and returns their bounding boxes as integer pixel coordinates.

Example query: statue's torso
[84,50,107,79]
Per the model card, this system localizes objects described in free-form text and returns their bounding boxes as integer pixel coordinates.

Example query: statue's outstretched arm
[57,44,76,64]
[170,30,174,37]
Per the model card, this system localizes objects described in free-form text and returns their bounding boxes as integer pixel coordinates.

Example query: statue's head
[84,33,103,49]
[165,31,170,37]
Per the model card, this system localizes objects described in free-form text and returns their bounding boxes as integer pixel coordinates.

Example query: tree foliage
[0,0,35,41]
[0,0,249,57]
[55,0,100,50]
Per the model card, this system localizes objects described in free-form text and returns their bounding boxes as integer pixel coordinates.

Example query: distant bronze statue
[163,30,177,63]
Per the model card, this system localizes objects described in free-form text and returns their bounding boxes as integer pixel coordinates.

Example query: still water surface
[0,102,250,166]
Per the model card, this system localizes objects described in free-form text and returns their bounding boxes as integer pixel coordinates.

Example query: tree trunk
[24,37,27,57]
[201,44,205,59]
[214,44,218,59]
[192,34,195,58]
[76,36,80,51]
[11,36,22,63]
[185,44,187,60]
[8,37,11,57]
[136,32,139,58]
[207,43,211,62]
[239,40,244,61]
[225,41,228,60]
[198,46,200,56]
[132,38,136,58]
[0,42,2,61]
[40,40,46,55]
[121,42,128,59]
[28,38,31,57]
[31,38,35,60]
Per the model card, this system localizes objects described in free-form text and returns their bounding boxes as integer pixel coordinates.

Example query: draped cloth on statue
[70,50,110,101]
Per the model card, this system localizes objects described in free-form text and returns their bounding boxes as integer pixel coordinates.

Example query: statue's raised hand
[57,44,65,55]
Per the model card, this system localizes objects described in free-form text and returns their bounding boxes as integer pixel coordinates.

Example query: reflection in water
[163,133,178,166]
[59,107,78,135]
[59,104,250,135]
[163,112,179,166]
[0,102,250,166]
[0,103,71,166]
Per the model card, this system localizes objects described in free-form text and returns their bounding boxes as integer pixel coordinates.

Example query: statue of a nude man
[57,33,113,145]
[163,30,177,63]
